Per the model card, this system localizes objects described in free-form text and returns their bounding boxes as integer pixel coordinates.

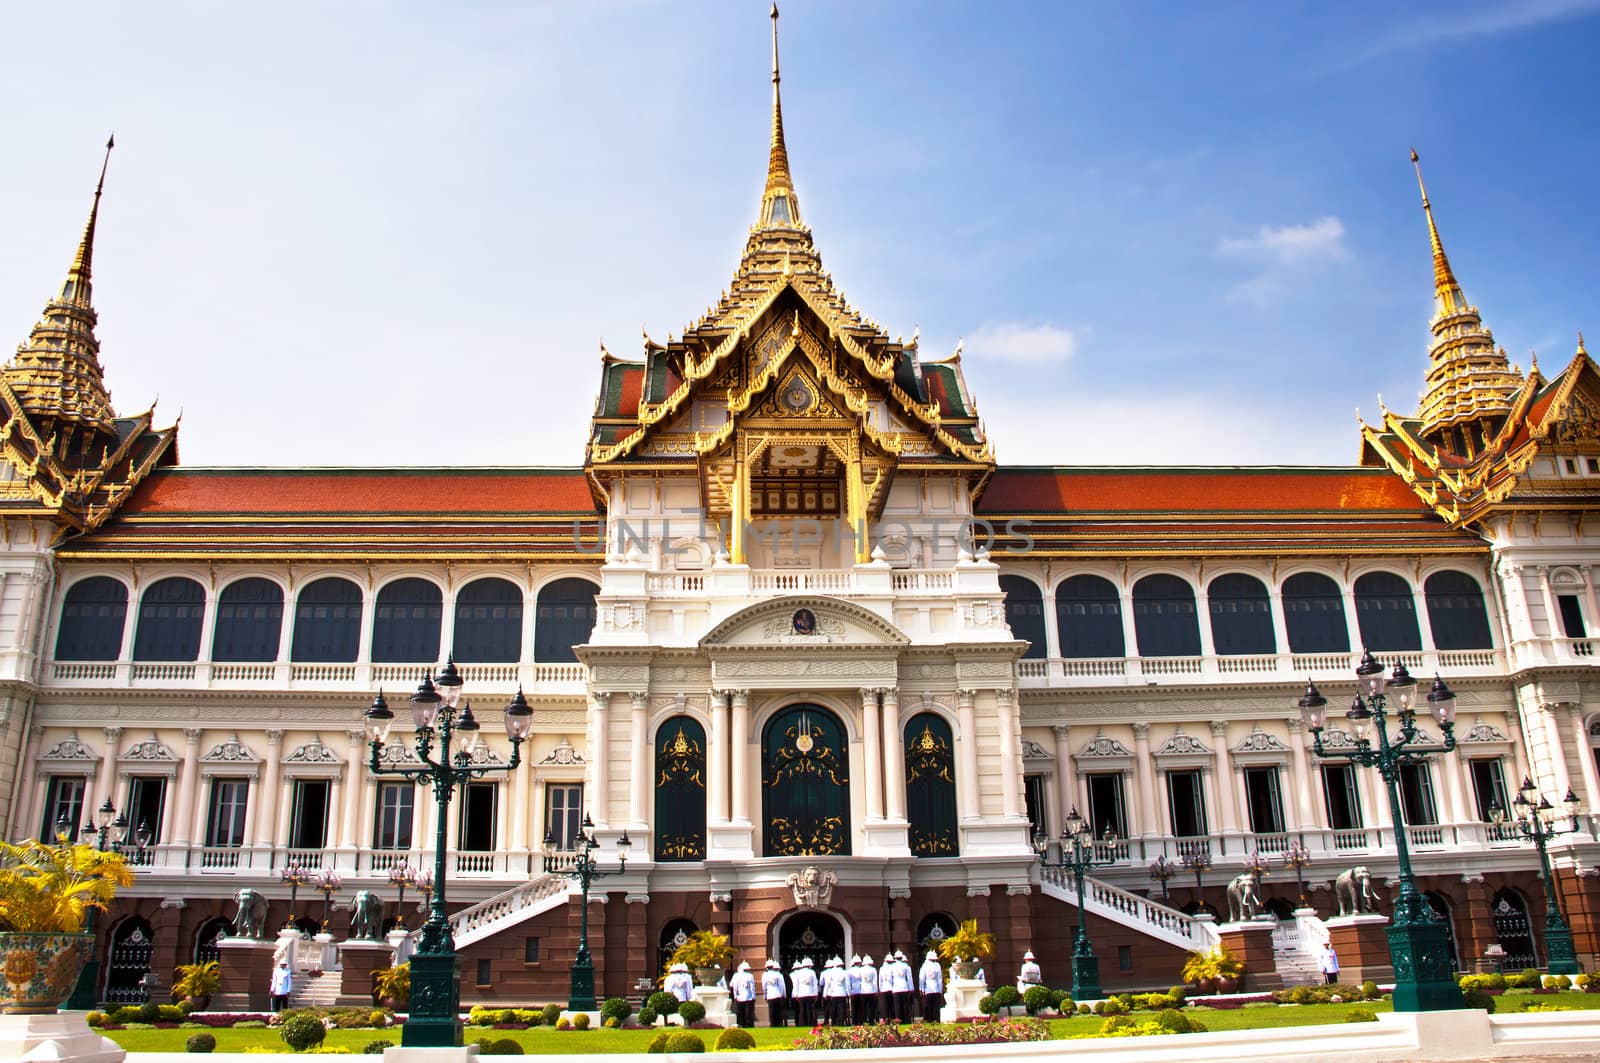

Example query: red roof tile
[978,468,1430,515]
[118,469,599,517]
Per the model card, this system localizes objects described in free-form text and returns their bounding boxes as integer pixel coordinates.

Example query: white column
[1340,585,1363,655]
[1195,589,1217,658]
[1437,747,1468,824]
[956,689,980,821]
[1415,578,1438,652]
[339,730,363,849]
[730,690,751,824]
[628,693,649,827]
[996,690,1022,818]
[510,736,532,853]
[1286,720,1320,829]
[247,729,283,848]
[172,728,204,845]
[861,688,883,822]
[881,688,906,821]
[1268,588,1291,660]
[1543,702,1574,798]
[1053,725,1076,825]
[1118,585,1140,660]
[1569,704,1600,809]
[1210,721,1239,834]
[707,690,729,825]
[591,691,613,827]
[1132,722,1158,837]
[1583,566,1600,637]
[95,726,122,812]
[1536,567,1562,642]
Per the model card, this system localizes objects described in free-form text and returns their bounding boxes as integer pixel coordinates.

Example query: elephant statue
[230,887,270,940]
[349,889,384,941]
[1334,866,1383,916]
[1226,870,1264,922]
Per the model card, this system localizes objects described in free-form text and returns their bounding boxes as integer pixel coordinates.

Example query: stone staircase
[406,872,572,952]
[1037,866,1220,953]
[1272,912,1330,986]
[288,968,344,1009]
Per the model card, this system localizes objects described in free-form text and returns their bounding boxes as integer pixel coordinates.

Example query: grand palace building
[4,11,1600,1007]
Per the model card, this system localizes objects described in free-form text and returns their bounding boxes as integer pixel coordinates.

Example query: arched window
[371,578,442,663]
[193,917,233,965]
[1354,572,1421,652]
[1491,889,1536,968]
[453,578,523,663]
[291,577,363,663]
[657,918,698,975]
[1282,573,1349,653]
[654,716,706,862]
[999,576,1046,659]
[1055,575,1125,659]
[1424,571,1493,650]
[1132,574,1200,657]
[105,916,154,1004]
[132,577,206,662]
[212,579,283,662]
[762,704,850,856]
[55,577,127,661]
[533,578,598,663]
[904,713,958,857]
[1208,574,1274,656]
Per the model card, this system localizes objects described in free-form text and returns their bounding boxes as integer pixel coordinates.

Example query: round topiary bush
[1361,980,1380,1001]
[1022,985,1053,1014]
[555,1017,571,1030]
[647,1032,672,1053]
[1154,1009,1197,1033]
[85,1011,107,1028]
[646,991,680,1017]
[715,1027,756,1051]
[572,1013,591,1030]
[600,997,633,1023]
[1345,1007,1377,1023]
[604,1017,620,1029]
[542,1003,564,1026]
[138,1002,162,1024]
[992,985,1020,1008]
[665,1031,706,1053]
[281,1014,328,1052]
[363,1041,394,1054]
[638,1006,658,1026]
[1461,988,1496,1013]
[489,1038,524,1054]
[185,1033,217,1053]
[677,1000,706,1024]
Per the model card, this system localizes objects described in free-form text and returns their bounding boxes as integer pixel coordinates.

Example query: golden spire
[759,4,800,229]
[1410,148,1461,306]
[66,136,114,308]
[1580,330,1589,357]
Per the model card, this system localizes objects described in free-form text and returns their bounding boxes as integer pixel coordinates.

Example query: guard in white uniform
[820,956,848,1025]
[664,962,695,1003]
[790,956,819,1027]
[1017,949,1043,996]
[856,954,878,1024]
[761,958,788,1027]
[919,950,945,1023]
[845,955,863,1025]
[892,949,915,1023]
[730,960,757,1028]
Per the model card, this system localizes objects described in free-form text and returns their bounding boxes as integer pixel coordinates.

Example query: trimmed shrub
[1166,985,1188,1005]
[600,997,633,1023]
[1461,988,1496,1013]
[362,1042,393,1055]
[665,1032,706,1053]
[1361,980,1380,1001]
[715,1027,756,1051]
[646,991,680,1017]
[572,1013,591,1030]
[281,1015,328,1052]
[992,985,1020,1008]
[1092,997,1129,1016]
[488,1039,524,1055]
[1099,1015,1136,1035]
[677,1000,706,1024]
[648,1031,672,1053]
[638,1006,658,1026]
[604,1017,620,1029]
[1511,968,1542,990]
[1544,974,1573,989]
[138,1002,162,1024]
[187,1033,217,1053]
[1155,1009,1204,1033]
[1345,1007,1377,1023]
[1022,985,1053,1014]
[555,1018,571,1030]
[542,1003,563,1026]
[977,994,997,1015]
[86,1011,107,1028]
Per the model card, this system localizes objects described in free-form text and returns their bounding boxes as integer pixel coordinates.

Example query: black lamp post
[1149,855,1177,906]
[1034,808,1115,1000]
[315,870,343,934]
[280,863,312,929]
[364,661,533,1047]
[1299,651,1463,1012]
[543,815,630,1011]
[1489,778,1583,975]
[63,799,135,1010]
[1283,839,1312,909]
[1181,847,1213,915]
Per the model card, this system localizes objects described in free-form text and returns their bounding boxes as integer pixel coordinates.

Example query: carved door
[1491,890,1536,969]
[105,917,153,1004]
[762,704,851,856]
[778,911,845,973]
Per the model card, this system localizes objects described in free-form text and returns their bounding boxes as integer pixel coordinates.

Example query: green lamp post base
[1386,920,1463,1013]
[1070,939,1102,1002]
[568,954,596,1012]
[1546,918,1580,976]
[400,951,463,1048]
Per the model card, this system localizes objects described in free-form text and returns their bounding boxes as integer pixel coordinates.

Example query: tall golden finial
[1410,148,1459,299]
[1579,330,1588,357]
[65,135,115,306]
[758,4,799,228]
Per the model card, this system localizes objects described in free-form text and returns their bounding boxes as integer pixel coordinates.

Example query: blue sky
[1,0,1597,468]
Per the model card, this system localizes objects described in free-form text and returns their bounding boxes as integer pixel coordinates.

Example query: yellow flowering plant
[0,838,133,933]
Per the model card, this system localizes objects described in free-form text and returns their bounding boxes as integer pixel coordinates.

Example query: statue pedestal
[1217,920,1280,992]
[939,977,987,1022]
[0,1012,125,1063]
[217,937,277,1012]
[338,939,396,1008]
[387,929,415,966]
[275,926,303,973]
[1325,914,1392,984]
[315,932,340,972]
[691,986,734,1028]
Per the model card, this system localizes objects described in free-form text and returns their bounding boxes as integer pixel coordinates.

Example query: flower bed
[793,1018,1051,1050]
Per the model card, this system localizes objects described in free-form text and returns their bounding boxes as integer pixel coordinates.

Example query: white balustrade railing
[751,570,853,594]
[291,663,357,683]
[1407,825,1447,848]
[1331,828,1375,852]
[53,662,117,680]
[1250,832,1291,854]
[1216,654,1277,674]
[1062,657,1128,678]
[1142,656,1204,676]
[532,662,584,683]
[198,846,244,870]
[213,663,275,681]
[1038,864,1217,951]
[131,663,196,681]
[456,852,497,874]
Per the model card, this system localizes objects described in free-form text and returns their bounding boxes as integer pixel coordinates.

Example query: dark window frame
[212,578,284,663]
[55,576,128,661]
[132,577,206,662]
[1055,574,1125,659]
[999,575,1047,660]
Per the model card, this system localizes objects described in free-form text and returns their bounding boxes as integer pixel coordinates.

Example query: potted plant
[1182,944,1244,994]
[171,960,220,1011]
[669,930,736,987]
[1181,948,1218,993]
[935,919,994,980]
[1214,944,1245,993]
[373,962,410,1010]
[0,838,132,1014]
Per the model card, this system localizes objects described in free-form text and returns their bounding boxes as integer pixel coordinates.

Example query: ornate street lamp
[364,662,533,1047]
[315,870,344,933]
[1034,808,1116,1000]
[1489,778,1583,975]
[1299,652,1463,1011]
[63,799,137,1010]
[388,862,415,930]
[412,867,435,916]
[543,815,630,1011]
[1181,847,1213,914]
[280,864,313,928]
[1283,839,1313,909]
[1149,855,1178,906]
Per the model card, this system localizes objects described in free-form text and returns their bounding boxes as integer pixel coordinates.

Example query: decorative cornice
[1154,729,1211,756]
[539,737,584,766]
[201,735,259,764]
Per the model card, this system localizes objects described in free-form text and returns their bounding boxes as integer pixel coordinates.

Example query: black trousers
[824,997,846,1025]
[856,994,876,1023]
[766,999,786,1026]
[922,992,943,1022]
[895,991,915,1023]
[271,994,287,1012]
[794,996,816,1026]
[735,999,755,1027]
[1325,972,1338,984]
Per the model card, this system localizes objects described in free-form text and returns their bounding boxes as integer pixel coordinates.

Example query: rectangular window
[205,778,250,848]
[545,784,583,848]
[1322,764,1363,830]
[475,959,492,986]
[1397,763,1438,825]
[1118,945,1133,972]
[288,779,330,850]
[1242,766,1285,834]
[1469,758,1510,821]
[459,782,498,852]
[373,782,415,851]
[523,937,541,964]
[41,776,87,840]
[1166,769,1208,837]
[1023,774,1048,839]
[1085,773,1127,839]
[1558,594,1587,638]
[126,776,167,846]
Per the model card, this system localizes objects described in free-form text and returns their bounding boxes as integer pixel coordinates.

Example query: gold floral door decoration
[904,713,958,856]
[654,717,707,861]
[762,704,851,856]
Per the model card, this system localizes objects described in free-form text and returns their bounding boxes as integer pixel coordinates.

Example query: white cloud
[1344,0,1600,69]
[963,322,1079,364]
[1218,216,1348,265]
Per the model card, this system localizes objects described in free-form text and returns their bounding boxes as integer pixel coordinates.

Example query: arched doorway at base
[774,910,849,971]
